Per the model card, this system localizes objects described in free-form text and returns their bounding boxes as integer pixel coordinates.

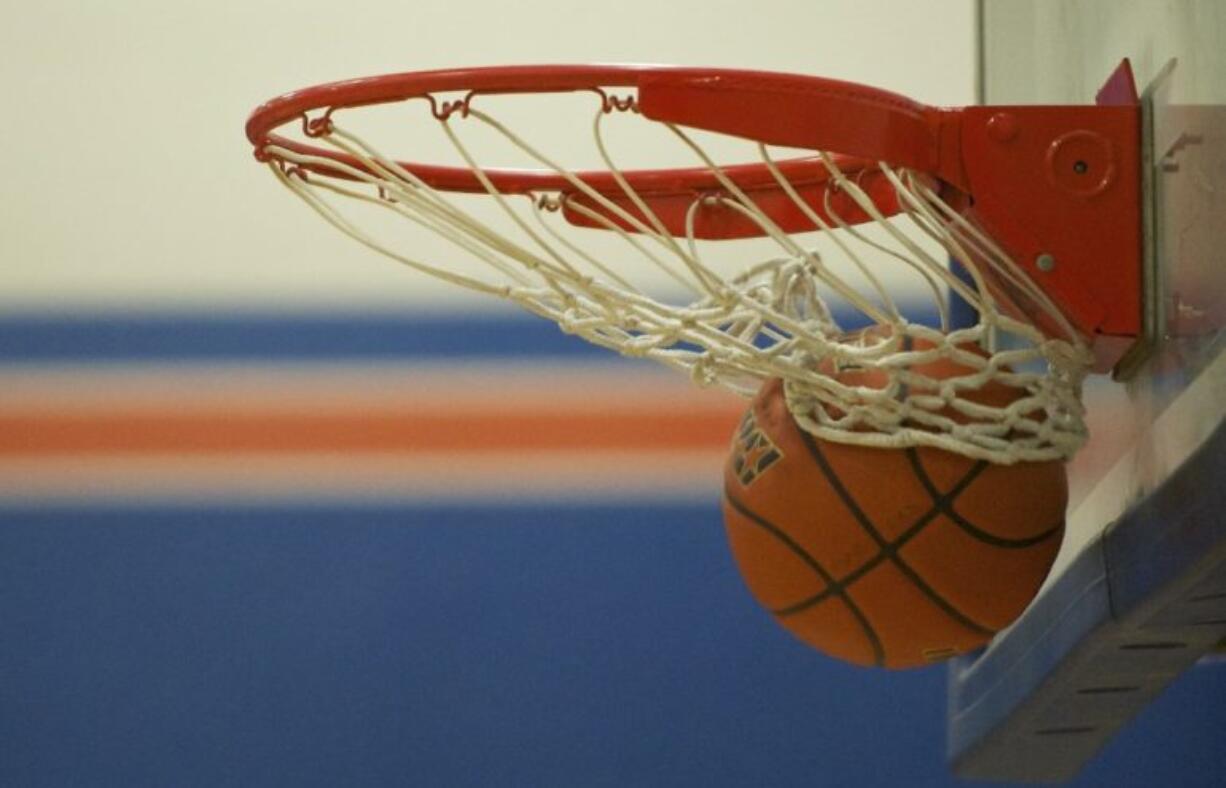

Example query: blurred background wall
[0,2,1222,785]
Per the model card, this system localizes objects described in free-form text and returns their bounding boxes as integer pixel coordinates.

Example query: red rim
[245,64,1149,351]
[246,64,950,197]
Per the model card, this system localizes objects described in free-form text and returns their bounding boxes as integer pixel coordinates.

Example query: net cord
[261,96,1092,464]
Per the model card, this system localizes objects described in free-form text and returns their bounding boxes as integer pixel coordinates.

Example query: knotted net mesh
[260,93,1092,464]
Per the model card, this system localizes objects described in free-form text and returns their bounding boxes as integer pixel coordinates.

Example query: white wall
[982,0,1225,105]
[0,0,975,312]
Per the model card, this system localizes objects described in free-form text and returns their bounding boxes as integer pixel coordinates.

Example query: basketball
[721,351,1068,669]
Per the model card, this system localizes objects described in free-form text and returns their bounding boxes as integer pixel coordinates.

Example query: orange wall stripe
[0,409,744,455]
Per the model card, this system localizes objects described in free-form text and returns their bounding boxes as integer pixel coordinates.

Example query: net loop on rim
[249,66,1094,465]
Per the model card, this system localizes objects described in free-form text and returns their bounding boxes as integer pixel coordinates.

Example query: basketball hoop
[246,64,1143,465]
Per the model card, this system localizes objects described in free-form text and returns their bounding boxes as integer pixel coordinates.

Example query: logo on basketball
[730,410,783,487]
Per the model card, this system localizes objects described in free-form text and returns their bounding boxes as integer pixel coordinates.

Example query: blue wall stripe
[0,313,597,363]
[0,306,942,363]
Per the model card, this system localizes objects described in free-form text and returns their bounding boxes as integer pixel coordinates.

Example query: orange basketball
[721,353,1067,669]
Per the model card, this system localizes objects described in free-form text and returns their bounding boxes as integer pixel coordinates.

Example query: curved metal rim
[245,64,917,195]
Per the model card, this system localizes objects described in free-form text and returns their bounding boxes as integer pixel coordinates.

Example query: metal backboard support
[948,1,1226,781]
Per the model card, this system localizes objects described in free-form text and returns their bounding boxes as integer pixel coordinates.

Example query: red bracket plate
[958,61,1141,367]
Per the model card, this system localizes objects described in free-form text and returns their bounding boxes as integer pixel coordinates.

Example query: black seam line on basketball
[797,430,995,637]
[904,448,1062,548]
[771,458,988,618]
[723,486,886,667]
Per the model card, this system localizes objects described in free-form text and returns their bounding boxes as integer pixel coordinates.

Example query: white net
[260,94,1092,464]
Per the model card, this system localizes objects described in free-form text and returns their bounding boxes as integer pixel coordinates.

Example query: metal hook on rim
[590,87,638,114]
[425,91,477,121]
[301,107,338,138]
